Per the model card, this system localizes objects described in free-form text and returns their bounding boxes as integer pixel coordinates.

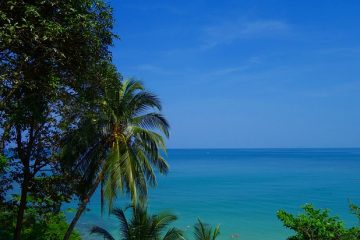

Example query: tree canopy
[0,0,118,239]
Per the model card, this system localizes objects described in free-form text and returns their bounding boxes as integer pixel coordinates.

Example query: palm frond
[122,79,145,95]
[104,148,130,210]
[135,149,157,186]
[163,228,185,240]
[112,208,130,238]
[194,219,209,240]
[90,226,115,240]
[133,112,170,138]
[194,219,220,240]
[128,92,162,114]
[154,212,178,231]
[212,225,220,240]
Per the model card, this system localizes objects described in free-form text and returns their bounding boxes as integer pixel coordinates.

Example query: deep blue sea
[65,148,360,240]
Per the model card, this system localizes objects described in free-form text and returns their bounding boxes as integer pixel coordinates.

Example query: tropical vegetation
[0,1,359,240]
[277,204,360,240]
[193,219,220,240]
[1,0,117,239]
[90,203,184,240]
[61,78,170,239]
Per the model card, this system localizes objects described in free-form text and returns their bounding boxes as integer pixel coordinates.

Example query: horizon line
[166,147,360,150]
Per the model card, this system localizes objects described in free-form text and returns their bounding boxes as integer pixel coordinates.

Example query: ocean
[65,148,360,240]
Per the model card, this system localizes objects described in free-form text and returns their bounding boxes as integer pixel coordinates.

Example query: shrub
[0,208,81,240]
[277,204,360,240]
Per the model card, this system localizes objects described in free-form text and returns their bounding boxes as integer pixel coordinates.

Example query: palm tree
[193,219,220,240]
[90,204,184,240]
[62,79,170,240]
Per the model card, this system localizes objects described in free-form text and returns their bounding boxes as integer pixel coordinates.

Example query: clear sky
[109,0,360,148]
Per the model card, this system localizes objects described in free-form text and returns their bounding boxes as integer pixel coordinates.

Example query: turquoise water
[66,149,360,240]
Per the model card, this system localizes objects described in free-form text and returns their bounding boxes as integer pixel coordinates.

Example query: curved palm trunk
[63,172,103,240]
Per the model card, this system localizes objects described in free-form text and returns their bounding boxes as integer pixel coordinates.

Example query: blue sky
[109,0,360,148]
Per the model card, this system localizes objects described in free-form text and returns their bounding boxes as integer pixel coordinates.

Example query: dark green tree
[0,154,11,204]
[0,208,82,240]
[0,0,116,239]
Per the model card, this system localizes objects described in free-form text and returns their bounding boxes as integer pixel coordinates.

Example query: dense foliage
[0,154,11,203]
[0,0,117,239]
[0,206,81,240]
[277,204,360,240]
[1,1,172,239]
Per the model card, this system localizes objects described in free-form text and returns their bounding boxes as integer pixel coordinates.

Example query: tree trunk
[63,173,103,240]
[13,172,29,240]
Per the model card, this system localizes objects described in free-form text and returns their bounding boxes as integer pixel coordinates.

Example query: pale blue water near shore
[65,148,360,240]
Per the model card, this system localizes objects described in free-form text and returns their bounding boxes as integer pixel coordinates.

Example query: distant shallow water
[64,148,360,240]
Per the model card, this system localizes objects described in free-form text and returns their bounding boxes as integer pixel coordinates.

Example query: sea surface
[65,148,360,240]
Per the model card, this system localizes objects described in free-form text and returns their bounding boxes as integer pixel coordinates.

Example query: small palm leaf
[90,226,115,240]
[194,219,220,240]
[112,208,130,239]
[212,225,220,240]
[133,113,170,138]
[194,219,209,240]
[154,212,178,231]
[163,227,185,240]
